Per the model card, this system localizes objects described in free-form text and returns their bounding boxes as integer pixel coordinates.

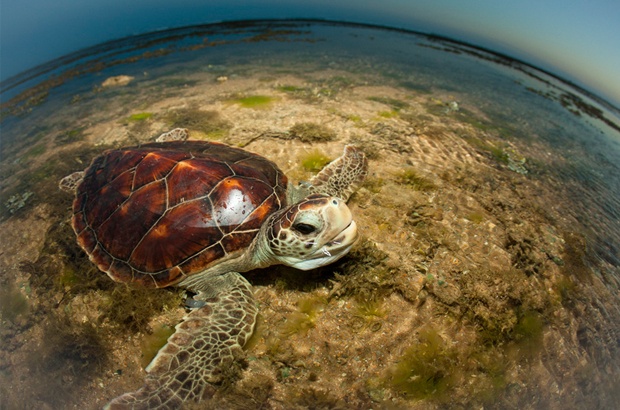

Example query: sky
[1,0,619,107]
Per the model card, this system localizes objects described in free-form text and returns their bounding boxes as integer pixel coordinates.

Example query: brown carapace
[72,141,288,288]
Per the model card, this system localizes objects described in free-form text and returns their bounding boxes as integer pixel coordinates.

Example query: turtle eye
[292,223,317,235]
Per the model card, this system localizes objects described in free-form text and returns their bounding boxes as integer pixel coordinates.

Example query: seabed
[1,21,619,409]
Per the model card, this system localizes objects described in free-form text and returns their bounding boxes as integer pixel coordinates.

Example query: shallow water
[1,20,619,409]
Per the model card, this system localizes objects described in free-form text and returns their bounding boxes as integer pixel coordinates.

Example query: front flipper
[309,145,368,201]
[105,272,257,410]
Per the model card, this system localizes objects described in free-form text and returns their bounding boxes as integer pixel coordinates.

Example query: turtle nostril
[332,199,339,206]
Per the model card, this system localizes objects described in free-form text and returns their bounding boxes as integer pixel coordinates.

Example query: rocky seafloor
[1,63,619,410]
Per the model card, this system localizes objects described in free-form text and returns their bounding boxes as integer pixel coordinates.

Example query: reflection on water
[1,20,618,409]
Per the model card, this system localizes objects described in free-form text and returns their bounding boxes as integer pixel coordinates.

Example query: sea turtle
[59,128,368,409]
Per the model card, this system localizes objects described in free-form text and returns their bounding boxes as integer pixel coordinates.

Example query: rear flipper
[105,272,257,410]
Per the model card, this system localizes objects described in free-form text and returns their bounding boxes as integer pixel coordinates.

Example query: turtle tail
[104,272,257,410]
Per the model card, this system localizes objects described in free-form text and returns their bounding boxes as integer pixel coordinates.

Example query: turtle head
[267,194,358,270]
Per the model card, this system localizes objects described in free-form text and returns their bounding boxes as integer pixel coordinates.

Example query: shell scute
[89,245,113,271]
[76,225,97,253]
[179,243,227,274]
[210,176,276,233]
[97,179,167,260]
[108,260,135,283]
[83,169,134,229]
[167,159,232,207]
[90,149,145,184]
[131,200,221,272]
[133,152,179,189]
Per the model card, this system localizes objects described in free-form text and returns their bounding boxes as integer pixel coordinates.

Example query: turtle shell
[72,140,288,288]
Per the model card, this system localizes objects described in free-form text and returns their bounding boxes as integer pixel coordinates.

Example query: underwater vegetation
[385,327,457,400]
[367,96,410,112]
[397,168,437,191]
[352,297,386,333]
[163,107,232,139]
[377,110,399,119]
[279,295,327,337]
[17,210,183,334]
[231,95,275,109]
[288,122,336,142]
[140,324,176,368]
[300,150,332,172]
[331,238,417,303]
[0,144,106,222]
[100,286,181,333]
[276,85,306,93]
[126,112,153,122]
[3,191,34,215]
[53,128,86,145]
[465,211,485,224]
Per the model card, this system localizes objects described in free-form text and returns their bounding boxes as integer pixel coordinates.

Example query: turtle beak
[304,198,358,264]
[320,220,358,257]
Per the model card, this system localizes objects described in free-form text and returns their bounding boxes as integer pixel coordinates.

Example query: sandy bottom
[1,68,619,409]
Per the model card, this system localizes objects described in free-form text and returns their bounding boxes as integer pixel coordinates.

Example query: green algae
[1,144,105,221]
[300,150,331,172]
[101,286,181,333]
[346,114,363,124]
[362,176,385,193]
[141,324,175,368]
[232,95,274,108]
[331,238,418,303]
[58,265,81,288]
[23,143,47,159]
[385,328,457,400]
[289,122,336,142]
[265,294,327,359]
[54,128,85,145]
[280,295,327,336]
[397,168,437,191]
[513,310,544,357]
[126,112,153,121]
[285,387,345,409]
[277,85,306,93]
[352,298,387,333]
[355,298,386,320]
[164,107,231,138]
[377,110,399,119]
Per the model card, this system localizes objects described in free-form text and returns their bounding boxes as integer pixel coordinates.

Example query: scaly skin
[309,145,368,201]
[105,272,257,410]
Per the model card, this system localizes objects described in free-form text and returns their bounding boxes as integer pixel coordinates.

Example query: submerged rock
[101,75,134,87]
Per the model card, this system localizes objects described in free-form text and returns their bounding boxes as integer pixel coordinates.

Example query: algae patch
[141,324,176,368]
[397,168,437,191]
[385,328,457,400]
[279,295,327,337]
[164,107,231,139]
[231,95,275,109]
[300,150,332,172]
[126,112,153,122]
[289,122,336,142]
